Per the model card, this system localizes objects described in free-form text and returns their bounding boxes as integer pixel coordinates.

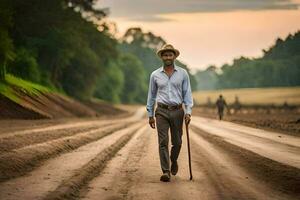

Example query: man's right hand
[149,117,156,129]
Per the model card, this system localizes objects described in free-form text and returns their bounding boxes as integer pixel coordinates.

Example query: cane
[185,121,193,180]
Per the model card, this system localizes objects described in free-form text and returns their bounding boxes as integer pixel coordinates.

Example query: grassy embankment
[0,74,58,103]
[0,74,127,119]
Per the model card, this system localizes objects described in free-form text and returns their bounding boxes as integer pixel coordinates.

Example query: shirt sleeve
[146,73,157,117]
[182,71,193,115]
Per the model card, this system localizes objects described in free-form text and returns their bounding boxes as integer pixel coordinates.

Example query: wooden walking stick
[185,121,193,180]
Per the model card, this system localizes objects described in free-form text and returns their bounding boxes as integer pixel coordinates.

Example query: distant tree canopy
[1,0,115,95]
[195,31,300,90]
[0,1,196,104]
[194,65,218,90]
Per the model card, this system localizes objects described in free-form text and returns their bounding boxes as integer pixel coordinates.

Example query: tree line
[195,31,300,90]
[0,0,196,104]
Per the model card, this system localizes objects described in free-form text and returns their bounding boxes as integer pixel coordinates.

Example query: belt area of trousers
[157,102,182,110]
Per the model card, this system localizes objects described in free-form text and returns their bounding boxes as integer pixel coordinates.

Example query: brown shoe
[160,172,171,182]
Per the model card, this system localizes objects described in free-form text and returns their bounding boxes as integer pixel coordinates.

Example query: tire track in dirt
[0,119,110,139]
[0,120,66,135]
[191,126,300,199]
[80,125,151,200]
[0,122,144,200]
[0,122,134,182]
[0,107,144,138]
[190,130,289,200]
[43,123,144,200]
[192,117,300,169]
[0,122,115,153]
[193,116,300,147]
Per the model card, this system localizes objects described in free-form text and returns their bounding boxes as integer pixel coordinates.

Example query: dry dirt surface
[0,107,299,200]
[193,107,300,136]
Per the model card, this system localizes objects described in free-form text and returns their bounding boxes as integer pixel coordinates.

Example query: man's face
[161,51,176,66]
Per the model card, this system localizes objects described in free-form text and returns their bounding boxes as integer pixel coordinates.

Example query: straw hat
[156,44,180,58]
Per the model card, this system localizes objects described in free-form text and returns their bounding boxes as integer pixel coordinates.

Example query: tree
[118,54,147,104]
[195,65,218,90]
[7,48,40,82]
[94,61,124,103]
[0,0,14,80]
[5,0,121,100]
[60,46,100,100]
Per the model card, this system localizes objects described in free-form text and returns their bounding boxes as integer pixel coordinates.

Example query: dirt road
[0,108,299,200]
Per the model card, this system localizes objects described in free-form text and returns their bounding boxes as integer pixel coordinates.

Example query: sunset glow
[99,1,300,71]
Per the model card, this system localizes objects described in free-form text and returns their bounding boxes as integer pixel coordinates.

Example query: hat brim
[157,49,180,58]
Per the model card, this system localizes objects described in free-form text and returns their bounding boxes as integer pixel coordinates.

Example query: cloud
[98,0,300,22]
[126,15,174,22]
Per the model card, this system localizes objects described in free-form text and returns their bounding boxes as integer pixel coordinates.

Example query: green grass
[0,82,20,103]
[193,87,300,106]
[0,74,55,103]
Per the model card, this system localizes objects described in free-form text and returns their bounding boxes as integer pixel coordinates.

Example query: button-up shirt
[146,65,193,117]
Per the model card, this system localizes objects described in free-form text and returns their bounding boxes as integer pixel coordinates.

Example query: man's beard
[164,60,173,66]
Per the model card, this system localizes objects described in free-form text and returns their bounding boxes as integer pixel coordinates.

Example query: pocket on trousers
[155,106,163,117]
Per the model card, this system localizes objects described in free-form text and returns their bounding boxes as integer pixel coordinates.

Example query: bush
[8,48,40,82]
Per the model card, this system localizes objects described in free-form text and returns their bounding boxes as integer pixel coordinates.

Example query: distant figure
[206,97,212,107]
[233,95,241,114]
[216,95,227,120]
[283,101,289,110]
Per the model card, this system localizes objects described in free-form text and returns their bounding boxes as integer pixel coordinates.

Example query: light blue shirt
[146,65,193,117]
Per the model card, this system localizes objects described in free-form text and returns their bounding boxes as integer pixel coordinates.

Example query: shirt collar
[160,65,179,72]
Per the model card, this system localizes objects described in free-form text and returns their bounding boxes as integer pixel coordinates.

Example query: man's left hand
[185,114,191,125]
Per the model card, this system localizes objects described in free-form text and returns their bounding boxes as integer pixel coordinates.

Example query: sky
[96,0,300,72]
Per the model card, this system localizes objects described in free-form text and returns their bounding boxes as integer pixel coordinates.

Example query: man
[146,44,193,182]
[233,95,241,114]
[216,94,227,120]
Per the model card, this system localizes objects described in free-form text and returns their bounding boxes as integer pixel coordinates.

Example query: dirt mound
[0,95,46,119]
[0,86,127,119]
[82,98,126,116]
